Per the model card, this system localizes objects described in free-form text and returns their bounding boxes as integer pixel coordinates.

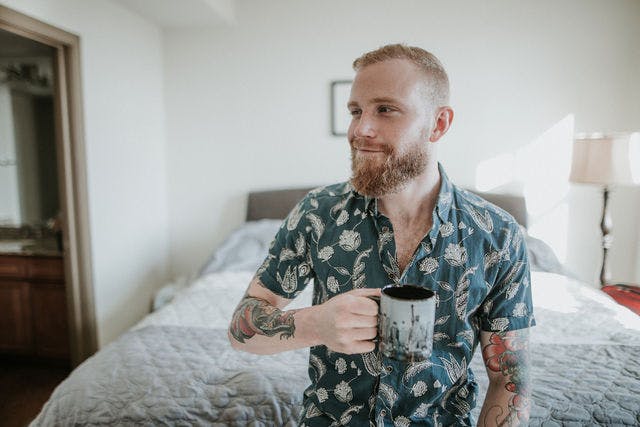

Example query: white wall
[165,0,640,286]
[1,0,170,347]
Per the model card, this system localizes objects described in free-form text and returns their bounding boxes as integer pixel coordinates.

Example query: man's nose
[353,112,376,138]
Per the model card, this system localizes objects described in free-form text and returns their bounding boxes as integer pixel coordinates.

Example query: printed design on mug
[379,286,436,363]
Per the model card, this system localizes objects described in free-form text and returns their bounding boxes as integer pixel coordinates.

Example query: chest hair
[391,218,433,274]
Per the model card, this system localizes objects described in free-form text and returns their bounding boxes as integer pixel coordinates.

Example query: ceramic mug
[377,284,436,362]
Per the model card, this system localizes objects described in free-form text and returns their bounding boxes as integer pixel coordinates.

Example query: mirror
[0,28,59,227]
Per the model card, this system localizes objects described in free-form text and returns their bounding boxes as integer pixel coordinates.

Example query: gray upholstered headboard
[246,188,314,222]
[475,192,527,228]
[246,187,527,228]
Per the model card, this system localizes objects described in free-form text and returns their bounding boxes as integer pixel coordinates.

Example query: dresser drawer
[0,256,27,279]
[32,281,69,358]
[0,254,67,361]
[0,280,32,353]
[26,257,65,281]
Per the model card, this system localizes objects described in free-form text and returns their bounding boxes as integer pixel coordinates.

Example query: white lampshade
[569,132,640,186]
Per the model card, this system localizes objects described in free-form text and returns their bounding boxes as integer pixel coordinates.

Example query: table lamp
[569,132,640,287]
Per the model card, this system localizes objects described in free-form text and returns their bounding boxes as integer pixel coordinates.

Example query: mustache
[350,138,393,154]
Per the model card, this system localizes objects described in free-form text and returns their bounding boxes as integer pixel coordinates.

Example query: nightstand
[601,284,640,316]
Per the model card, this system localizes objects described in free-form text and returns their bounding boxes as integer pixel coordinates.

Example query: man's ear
[429,107,454,143]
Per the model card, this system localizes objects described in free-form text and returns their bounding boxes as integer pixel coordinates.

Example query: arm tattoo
[229,292,297,343]
[482,330,531,426]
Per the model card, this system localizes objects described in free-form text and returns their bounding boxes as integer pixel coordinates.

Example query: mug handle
[366,295,380,343]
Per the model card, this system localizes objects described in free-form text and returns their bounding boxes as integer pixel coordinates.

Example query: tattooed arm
[228,276,380,355]
[228,276,320,354]
[478,328,531,426]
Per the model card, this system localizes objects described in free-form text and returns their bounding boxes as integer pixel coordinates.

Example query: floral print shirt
[257,164,535,426]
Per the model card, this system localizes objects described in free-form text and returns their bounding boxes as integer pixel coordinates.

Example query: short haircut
[352,43,450,108]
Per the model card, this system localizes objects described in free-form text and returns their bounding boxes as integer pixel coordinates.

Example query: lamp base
[599,186,613,288]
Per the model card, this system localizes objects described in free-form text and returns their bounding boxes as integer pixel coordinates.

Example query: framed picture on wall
[330,80,352,136]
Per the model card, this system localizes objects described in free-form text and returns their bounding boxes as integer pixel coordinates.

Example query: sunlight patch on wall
[528,202,569,262]
[475,114,575,263]
[631,132,640,183]
[518,115,574,263]
[516,115,574,216]
[475,153,515,192]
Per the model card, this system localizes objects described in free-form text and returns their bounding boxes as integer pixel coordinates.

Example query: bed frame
[247,187,528,227]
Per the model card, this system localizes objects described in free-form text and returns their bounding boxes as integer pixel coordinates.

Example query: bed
[31,188,640,426]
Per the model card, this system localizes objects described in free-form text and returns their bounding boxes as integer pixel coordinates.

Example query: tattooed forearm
[481,329,531,426]
[482,405,518,427]
[229,295,297,343]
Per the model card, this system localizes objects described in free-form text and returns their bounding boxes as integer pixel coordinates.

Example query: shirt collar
[359,162,454,222]
[435,162,454,223]
[363,194,376,215]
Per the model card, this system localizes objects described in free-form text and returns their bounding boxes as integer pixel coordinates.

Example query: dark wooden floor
[0,359,70,427]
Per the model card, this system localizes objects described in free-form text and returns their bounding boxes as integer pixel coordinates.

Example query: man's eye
[349,109,361,116]
[378,106,394,113]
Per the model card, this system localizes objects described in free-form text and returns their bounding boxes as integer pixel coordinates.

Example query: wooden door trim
[0,5,97,366]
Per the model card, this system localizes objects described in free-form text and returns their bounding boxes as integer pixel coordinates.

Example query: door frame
[0,5,97,366]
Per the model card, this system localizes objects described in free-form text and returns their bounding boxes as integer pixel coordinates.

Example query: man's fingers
[349,339,376,354]
[349,288,382,297]
[348,314,378,328]
[343,288,381,316]
[349,296,380,316]
[351,327,378,341]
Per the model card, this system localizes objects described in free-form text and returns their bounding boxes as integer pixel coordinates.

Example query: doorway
[0,5,97,368]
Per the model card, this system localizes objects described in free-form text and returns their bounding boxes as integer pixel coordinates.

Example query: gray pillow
[524,231,568,276]
[199,219,282,276]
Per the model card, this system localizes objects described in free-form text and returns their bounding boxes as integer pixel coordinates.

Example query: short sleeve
[256,195,315,299]
[479,224,536,332]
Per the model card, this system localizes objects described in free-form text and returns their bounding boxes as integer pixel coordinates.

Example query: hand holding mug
[313,288,381,354]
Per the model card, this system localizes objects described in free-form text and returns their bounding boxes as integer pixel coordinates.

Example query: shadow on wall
[101,262,165,347]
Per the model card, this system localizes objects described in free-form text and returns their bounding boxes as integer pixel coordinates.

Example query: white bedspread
[34,270,640,426]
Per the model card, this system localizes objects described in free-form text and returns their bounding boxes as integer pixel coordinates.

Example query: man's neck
[377,161,441,224]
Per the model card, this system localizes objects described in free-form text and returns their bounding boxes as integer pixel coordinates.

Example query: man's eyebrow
[347,97,403,109]
[371,97,401,104]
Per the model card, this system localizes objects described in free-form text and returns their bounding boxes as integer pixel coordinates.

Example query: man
[228,44,534,426]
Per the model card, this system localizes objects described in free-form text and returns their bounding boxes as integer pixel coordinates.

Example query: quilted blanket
[31,325,640,426]
[31,326,309,426]
[32,270,640,426]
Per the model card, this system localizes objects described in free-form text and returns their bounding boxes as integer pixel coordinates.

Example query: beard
[349,138,428,197]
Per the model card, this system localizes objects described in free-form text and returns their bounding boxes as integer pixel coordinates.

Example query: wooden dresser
[0,254,69,360]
